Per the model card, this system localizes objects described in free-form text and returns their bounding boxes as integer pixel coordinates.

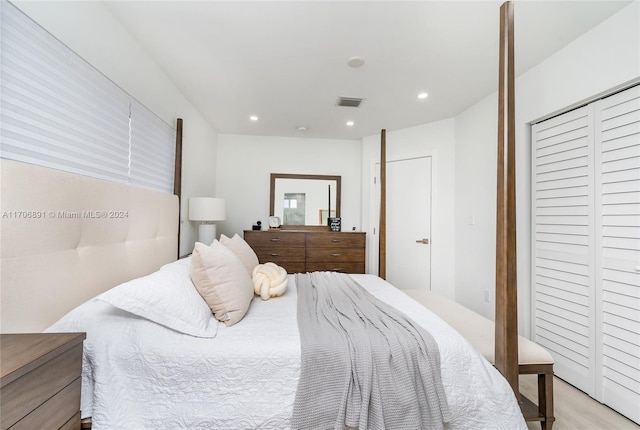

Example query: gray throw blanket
[292,272,451,430]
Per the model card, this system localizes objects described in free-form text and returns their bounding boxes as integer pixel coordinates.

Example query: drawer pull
[270,253,280,257]
[331,239,341,243]
[331,253,341,257]
[270,238,280,242]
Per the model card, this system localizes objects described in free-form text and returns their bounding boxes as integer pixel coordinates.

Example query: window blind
[0,1,175,193]
[130,100,175,192]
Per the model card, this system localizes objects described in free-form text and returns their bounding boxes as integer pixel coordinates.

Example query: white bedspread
[47,272,526,430]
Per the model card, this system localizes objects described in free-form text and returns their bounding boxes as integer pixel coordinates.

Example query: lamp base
[198,223,216,245]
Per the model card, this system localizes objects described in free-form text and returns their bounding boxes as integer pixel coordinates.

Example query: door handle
[415,238,429,244]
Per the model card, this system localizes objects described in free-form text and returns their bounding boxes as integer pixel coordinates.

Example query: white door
[593,87,640,424]
[372,156,432,290]
[532,104,596,396]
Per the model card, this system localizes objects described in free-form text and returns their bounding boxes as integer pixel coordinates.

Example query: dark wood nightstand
[1,332,86,430]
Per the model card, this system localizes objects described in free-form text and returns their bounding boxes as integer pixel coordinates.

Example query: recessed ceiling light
[250,115,258,121]
[418,92,429,99]
[297,126,307,132]
[346,121,355,127]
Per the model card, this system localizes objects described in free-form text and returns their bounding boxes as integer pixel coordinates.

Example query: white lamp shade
[189,197,226,222]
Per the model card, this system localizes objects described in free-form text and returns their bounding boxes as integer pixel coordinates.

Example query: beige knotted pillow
[251,262,288,300]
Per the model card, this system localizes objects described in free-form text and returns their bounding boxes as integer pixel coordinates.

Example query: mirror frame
[270,173,341,229]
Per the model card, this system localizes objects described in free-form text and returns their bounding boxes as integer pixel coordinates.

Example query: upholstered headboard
[0,159,179,332]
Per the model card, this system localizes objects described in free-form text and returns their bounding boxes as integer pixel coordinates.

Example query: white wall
[454,96,498,319]
[215,134,362,241]
[12,0,219,257]
[455,2,640,335]
[361,119,456,297]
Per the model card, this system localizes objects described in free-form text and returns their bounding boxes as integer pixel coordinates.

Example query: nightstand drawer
[306,248,365,262]
[306,232,365,248]
[61,412,82,430]
[1,342,82,429]
[1,333,85,430]
[10,378,81,430]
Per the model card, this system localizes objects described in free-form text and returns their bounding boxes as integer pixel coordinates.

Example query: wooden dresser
[244,230,366,273]
[1,332,86,430]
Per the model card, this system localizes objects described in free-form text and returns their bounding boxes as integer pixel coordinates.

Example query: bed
[0,158,524,429]
[45,255,526,429]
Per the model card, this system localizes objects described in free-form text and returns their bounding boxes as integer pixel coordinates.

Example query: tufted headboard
[0,159,179,332]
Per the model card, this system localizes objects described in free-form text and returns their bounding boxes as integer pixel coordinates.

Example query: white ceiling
[104,1,631,140]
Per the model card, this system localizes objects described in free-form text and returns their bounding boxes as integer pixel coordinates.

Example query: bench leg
[538,372,555,430]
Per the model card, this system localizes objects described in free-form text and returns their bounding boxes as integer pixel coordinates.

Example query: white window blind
[0,1,175,193]
[130,100,175,192]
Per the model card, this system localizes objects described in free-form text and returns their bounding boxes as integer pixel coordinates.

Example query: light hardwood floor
[520,375,640,430]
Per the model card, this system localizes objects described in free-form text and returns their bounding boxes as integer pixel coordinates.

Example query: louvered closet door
[532,105,596,396]
[594,86,640,424]
[533,84,640,424]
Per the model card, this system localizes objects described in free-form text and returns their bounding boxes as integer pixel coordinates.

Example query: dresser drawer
[306,247,365,262]
[275,261,306,273]
[253,246,305,261]
[306,232,365,248]
[306,262,365,274]
[244,231,305,247]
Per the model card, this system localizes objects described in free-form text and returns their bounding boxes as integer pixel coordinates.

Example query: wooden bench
[404,289,555,430]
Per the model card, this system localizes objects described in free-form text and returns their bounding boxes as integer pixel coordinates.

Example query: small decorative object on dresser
[1,332,86,430]
[243,230,365,273]
[268,216,281,229]
[252,221,262,231]
[328,217,341,232]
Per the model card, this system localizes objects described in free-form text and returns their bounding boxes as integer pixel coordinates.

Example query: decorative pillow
[252,262,288,300]
[220,233,259,275]
[190,241,254,326]
[97,257,219,338]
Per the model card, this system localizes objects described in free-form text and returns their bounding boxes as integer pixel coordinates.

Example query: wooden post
[379,129,387,279]
[495,1,519,398]
[174,118,183,258]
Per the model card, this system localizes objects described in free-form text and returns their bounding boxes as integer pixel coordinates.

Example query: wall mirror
[270,173,341,228]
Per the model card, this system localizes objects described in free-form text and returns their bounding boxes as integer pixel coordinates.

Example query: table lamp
[189,197,226,245]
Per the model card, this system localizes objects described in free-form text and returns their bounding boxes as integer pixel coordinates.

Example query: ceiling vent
[336,96,364,108]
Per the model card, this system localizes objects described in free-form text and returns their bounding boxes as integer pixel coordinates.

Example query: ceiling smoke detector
[347,56,365,68]
[336,96,364,108]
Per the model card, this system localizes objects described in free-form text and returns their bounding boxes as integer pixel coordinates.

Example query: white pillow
[190,241,254,326]
[97,257,219,338]
[220,233,260,275]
